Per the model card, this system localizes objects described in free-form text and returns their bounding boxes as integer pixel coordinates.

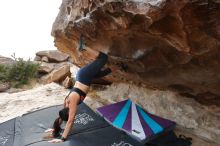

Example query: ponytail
[52,117,62,138]
[52,108,69,137]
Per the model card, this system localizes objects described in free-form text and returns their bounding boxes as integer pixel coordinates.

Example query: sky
[0,0,62,60]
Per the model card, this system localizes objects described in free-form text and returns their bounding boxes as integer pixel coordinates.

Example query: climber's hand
[48,138,64,143]
[44,128,54,133]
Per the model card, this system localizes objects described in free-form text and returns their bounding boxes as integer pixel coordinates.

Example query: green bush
[0,57,39,87]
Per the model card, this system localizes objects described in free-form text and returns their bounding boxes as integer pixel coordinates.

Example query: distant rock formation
[0,55,15,65]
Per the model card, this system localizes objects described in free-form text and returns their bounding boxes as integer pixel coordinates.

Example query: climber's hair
[52,107,69,137]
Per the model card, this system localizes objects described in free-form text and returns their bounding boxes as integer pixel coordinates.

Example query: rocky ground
[0,83,68,123]
[0,82,219,146]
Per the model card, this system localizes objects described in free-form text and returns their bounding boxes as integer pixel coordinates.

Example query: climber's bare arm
[61,94,79,139]
[48,93,80,143]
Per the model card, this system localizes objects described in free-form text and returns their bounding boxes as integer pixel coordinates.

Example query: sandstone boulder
[36,50,69,62]
[62,76,73,89]
[41,56,49,62]
[38,62,55,74]
[52,0,220,106]
[41,63,71,84]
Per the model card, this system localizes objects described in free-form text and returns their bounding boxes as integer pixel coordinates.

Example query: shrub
[0,57,39,87]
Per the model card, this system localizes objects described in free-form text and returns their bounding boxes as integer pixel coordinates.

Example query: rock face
[52,0,220,107]
[51,0,220,144]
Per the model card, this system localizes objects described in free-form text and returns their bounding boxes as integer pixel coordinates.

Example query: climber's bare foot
[109,64,119,72]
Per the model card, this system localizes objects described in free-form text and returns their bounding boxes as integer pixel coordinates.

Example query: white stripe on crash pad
[131,102,146,140]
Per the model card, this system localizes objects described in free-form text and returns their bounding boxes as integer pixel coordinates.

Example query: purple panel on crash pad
[97,100,128,122]
[146,111,175,129]
[137,108,154,138]
[122,105,132,132]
